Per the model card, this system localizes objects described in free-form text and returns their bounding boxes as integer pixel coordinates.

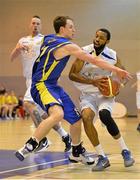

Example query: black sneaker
[137,124,140,132]
[69,143,94,165]
[15,138,38,161]
[34,137,51,153]
[62,134,72,152]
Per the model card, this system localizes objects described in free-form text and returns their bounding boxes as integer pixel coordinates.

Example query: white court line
[0,153,95,175]
[26,153,139,179]
[0,158,68,175]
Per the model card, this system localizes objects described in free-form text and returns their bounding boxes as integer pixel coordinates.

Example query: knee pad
[99,109,119,136]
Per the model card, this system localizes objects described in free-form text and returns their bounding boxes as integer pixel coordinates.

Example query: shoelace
[96,155,105,165]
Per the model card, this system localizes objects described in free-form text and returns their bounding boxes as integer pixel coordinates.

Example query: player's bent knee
[52,109,64,121]
[99,109,120,136]
[99,109,111,125]
[48,105,64,119]
[82,114,93,124]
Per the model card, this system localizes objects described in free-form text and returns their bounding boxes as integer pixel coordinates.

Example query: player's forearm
[75,51,118,73]
[69,72,93,84]
[89,56,119,73]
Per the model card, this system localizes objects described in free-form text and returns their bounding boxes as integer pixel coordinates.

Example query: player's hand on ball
[97,76,121,97]
[94,77,109,91]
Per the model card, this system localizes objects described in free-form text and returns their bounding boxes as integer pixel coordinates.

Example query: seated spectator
[0,84,6,95]
[0,92,9,119]
[5,90,18,119]
[13,95,26,119]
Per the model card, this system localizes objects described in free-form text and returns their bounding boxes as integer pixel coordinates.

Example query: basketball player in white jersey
[10,15,71,152]
[136,72,140,132]
[69,28,134,171]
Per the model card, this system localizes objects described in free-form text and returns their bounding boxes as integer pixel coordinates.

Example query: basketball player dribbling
[69,28,135,171]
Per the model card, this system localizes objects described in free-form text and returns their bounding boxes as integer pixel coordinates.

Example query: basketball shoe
[121,149,135,167]
[69,143,94,165]
[92,155,110,171]
[15,137,38,161]
[15,137,50,161]
[34,137,51,152]
[62,134,72,152]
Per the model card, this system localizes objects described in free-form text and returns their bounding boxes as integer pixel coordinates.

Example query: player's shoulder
[105,46,116,55]
[43,34,72,46]
[19,36,28,41]
[38,34,44,37]
[18,35,31,43]
[104,46,117,59]
[36,34,44,40]
[82,44,93,53]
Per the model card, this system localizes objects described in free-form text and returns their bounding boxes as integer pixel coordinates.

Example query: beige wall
[0,0,140,76]
[0,0,139,115]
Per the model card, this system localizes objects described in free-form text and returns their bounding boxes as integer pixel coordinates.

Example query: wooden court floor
[0,116,140,179]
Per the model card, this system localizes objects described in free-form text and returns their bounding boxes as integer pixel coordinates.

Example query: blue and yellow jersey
[32,34,72,84]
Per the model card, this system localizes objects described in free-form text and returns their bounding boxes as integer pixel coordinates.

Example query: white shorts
[136,92,140,109]
[24,78,45,116]
[80,92,115,122]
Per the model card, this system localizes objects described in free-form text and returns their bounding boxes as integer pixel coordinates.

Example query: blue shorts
[31,82,81,124]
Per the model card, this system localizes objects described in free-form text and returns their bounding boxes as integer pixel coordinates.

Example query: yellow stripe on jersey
[42,46,57,81]
[43,60,59,81]
[36,46,49,62]
[40,46,48,57]
[108,77,113,97]
[92,51,97,57]
[41,41,70,81]
[36,82,60,105]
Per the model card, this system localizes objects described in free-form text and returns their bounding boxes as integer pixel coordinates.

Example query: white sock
[95,144,106,157]
[116,136,129,151]
[72,142,81,146]
[56,127,68,138]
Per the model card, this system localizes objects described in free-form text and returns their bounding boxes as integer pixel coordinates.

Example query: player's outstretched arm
[67,44,132,80]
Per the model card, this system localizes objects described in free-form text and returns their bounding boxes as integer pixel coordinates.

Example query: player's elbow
[69,72,74,80]
[69,72,75,81]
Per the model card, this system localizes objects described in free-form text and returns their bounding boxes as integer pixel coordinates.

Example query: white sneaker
[15,144,33,161]
[69,153,94,165]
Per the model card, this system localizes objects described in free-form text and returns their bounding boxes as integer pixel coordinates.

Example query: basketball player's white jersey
[73,44,117,93]
[19,34,44,112]
[19,34,44,79]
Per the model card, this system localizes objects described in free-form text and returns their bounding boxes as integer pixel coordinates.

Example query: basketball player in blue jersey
[11,15,72,152]
[69,28,135,171]
[15,16,132,165]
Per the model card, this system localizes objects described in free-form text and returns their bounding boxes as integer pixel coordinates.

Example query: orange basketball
[98,76,121,97]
